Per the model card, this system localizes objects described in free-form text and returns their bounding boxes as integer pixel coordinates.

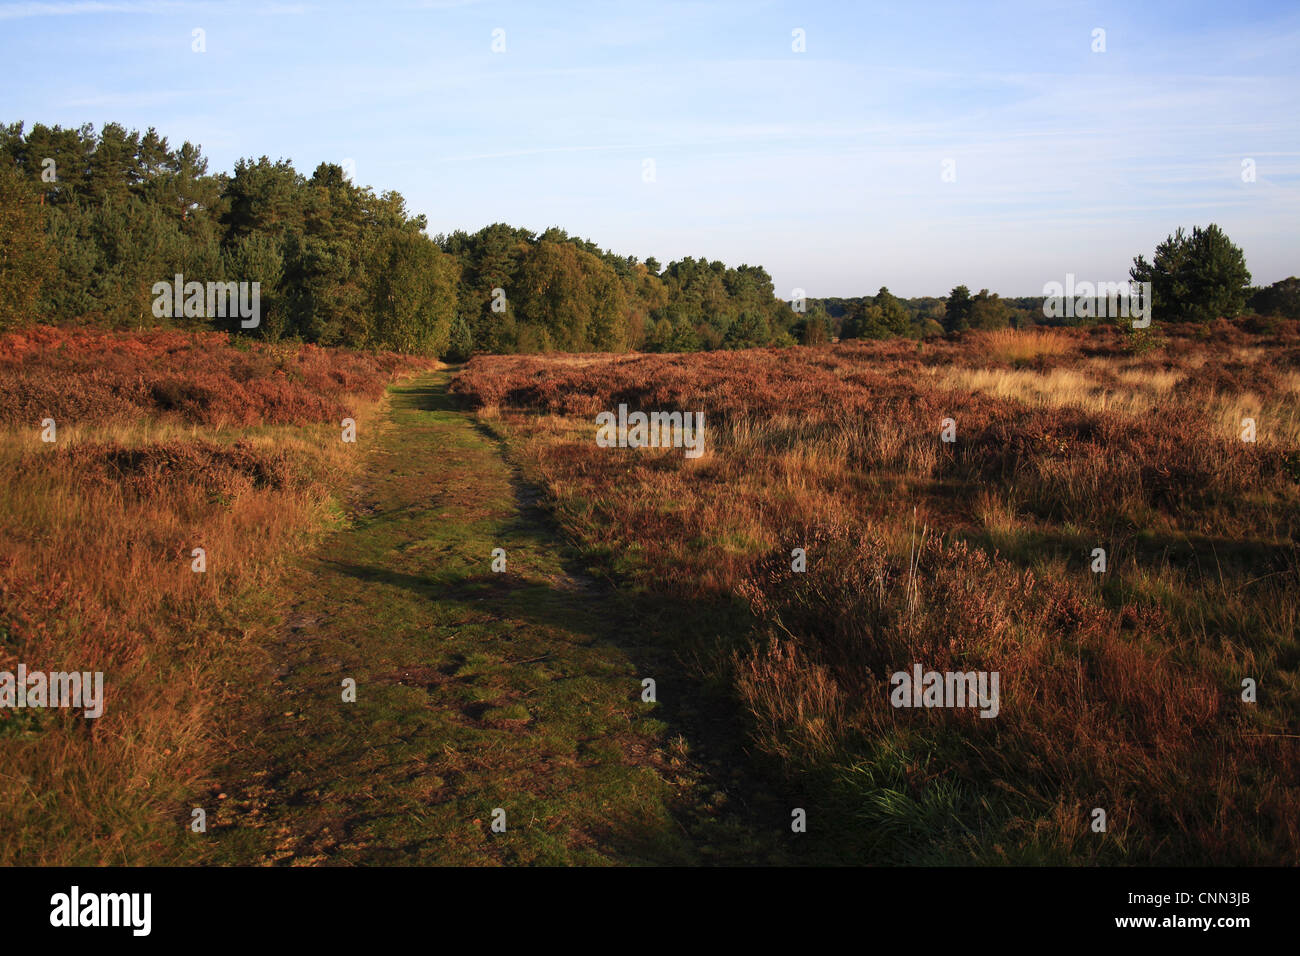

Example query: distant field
[453,319,1300,864]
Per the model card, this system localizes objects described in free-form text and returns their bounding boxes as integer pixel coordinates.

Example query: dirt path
[206,370,788,865]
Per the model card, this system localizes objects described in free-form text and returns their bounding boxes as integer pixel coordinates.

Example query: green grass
[204,371,788,865]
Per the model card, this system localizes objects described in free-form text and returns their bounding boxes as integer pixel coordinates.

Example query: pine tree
[944,285,973,332]
[1130,224,1251,323]
[0,159,52,330]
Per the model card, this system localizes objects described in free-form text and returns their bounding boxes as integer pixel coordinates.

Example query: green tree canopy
[2,120,805,357]
[943,285,973,332]
[1248,277,1300,319]
[969,289,1011,330]
[1130,224,1252,323]
[0,158,52,331]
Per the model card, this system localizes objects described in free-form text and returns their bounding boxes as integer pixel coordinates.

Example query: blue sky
[2,0,1298,297]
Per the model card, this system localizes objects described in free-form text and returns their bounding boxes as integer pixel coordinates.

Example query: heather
[0,327,430,864]
[452,321,1300,864]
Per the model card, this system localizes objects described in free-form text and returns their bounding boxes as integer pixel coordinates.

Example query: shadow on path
[207,369,796,866]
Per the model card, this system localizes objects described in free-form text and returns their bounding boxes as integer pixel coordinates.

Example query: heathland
[3,320,1296,864]
[2,121,1298,866]
[0,328,426,863]
[454,321,1300,864]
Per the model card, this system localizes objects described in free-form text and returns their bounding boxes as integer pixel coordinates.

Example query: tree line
[1,122,1293,353]
[434,225,797,355]
[808,289,1053,341]
[0,121,801,356]
[812,227,1295,342]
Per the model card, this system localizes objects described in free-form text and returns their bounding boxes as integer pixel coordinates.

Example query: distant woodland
[2,122,1296,356]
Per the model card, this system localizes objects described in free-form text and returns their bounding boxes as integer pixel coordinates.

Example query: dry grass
[453,320,1300,864]
[933,359,1300,446]
[971,327,1075,364]
[0,326,432,865]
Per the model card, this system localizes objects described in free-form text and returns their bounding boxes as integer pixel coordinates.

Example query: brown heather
[453,318,1300,864]
[0,326,431,865]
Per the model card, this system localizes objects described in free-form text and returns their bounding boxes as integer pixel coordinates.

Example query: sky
[2,0,1298,298]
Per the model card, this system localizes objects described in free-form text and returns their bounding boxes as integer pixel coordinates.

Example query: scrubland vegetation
[5,117,1299,868]
[453,319,1300,864]
[0,327,429,864]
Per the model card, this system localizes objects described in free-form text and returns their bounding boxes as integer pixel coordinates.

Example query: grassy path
[207,370,785,865]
